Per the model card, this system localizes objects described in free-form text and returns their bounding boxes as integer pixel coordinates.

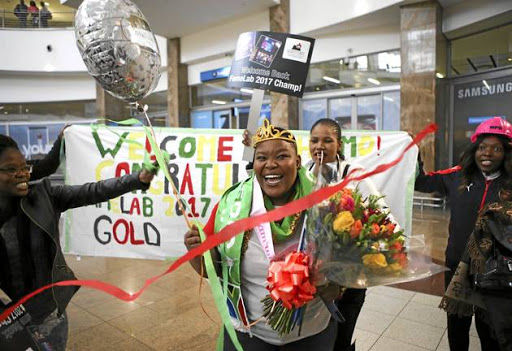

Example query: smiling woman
[0,134,156,350]
[415,117,512,350]
[184,119,339,350]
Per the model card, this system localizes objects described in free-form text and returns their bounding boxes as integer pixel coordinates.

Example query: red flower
[339,196,355,212]
[389,241,403,252]
[392,252,408,266]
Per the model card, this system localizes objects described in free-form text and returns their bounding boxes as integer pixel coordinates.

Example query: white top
[240,229,331,345]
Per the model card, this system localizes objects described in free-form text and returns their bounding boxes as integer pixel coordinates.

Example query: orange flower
[341,188,353,197]
[387,223,396,234]
[350,220,363,238]
[371,223,380,235]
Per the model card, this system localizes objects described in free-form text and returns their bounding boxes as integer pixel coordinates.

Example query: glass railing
[0,9,75,29]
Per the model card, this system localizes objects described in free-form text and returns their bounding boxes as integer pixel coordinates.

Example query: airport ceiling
[60,0,280,38]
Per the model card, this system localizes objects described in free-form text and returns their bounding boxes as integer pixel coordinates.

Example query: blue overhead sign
[200,66,231,82]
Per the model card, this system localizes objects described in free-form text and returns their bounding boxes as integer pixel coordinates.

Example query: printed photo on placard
[234,32,256,60]
[249,35,282,68]
[282,37,311,63]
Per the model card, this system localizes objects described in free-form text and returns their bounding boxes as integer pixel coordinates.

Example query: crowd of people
[14,0,52,28]
[2,116,512,350]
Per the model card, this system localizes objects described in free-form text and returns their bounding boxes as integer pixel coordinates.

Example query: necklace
[271,211,302,244]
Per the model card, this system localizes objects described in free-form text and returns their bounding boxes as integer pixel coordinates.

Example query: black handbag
[474,221,512,292]
[0,288,42,351]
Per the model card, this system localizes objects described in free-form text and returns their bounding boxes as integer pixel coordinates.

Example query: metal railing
[413,193,447,212]
[0,9,75,29]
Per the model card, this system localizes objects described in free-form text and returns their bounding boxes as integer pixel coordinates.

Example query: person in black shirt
[415,117,512,351]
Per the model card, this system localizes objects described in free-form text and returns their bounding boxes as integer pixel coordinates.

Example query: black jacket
[28,136,62,181]
[1,172,149,322]
[415,158,503,269]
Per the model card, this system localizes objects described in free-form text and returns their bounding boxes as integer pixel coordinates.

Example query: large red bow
[266,252,316,310]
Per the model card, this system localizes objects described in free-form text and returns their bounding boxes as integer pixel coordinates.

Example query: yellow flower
[387,262,402,272]
[362,253,388,269]
[333,211,355,234]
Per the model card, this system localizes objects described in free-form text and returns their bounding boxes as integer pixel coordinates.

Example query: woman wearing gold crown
[184,119,338,350]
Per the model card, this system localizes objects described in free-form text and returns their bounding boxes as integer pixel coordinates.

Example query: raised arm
[49,168,156,212]
[414,152,451,195]
[29,135,62,180]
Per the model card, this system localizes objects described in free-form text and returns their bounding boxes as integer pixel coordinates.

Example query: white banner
[62,125,418,260]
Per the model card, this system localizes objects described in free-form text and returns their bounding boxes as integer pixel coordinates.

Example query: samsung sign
[457,81,512,99]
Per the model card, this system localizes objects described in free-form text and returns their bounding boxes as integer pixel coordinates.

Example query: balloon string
[135,101,193,229]
[199,259,219,324]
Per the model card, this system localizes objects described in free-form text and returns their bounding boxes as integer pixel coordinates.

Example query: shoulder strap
[342,163,350,178]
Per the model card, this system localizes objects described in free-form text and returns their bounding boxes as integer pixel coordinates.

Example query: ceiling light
[339,59,344,65]
[436,72,444,78]
[483,80,490,90]
[367,78,380,85]
[508,58,512,62]
[212,100,227,105]
[0,106,4,110]
[322,76,341,84]
[240,88,253,94]
[25,109,29,112]
[3,112,7,115]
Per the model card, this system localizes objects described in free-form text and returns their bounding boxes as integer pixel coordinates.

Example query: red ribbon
[0,124,436,322]
[267,252,316,309]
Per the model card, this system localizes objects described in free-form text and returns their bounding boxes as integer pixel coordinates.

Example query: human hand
[242,129,251,147]
[139,161,159,184]
[59,124,71,139]
[184,224,202,251]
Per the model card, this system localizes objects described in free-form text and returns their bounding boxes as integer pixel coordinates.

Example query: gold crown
[252,118,296,147]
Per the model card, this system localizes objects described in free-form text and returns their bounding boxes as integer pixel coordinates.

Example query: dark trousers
[445,269,499,351]
[334,288,366,351]
[224,317,337,351]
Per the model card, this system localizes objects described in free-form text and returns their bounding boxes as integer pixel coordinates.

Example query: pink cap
[470,117,512,143]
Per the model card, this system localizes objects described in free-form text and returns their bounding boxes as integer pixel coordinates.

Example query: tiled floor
[63,207,475,351]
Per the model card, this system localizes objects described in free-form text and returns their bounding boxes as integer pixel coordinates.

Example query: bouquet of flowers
[259,187,444,336]
[306,186,408,288]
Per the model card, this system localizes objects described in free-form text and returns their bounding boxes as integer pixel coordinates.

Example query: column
[400,0,445,172]
[95,83,130,121]
[167,38,190,127]
[269,0,299,129]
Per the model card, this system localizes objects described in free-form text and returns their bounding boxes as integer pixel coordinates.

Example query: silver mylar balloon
[75,0,161,103]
